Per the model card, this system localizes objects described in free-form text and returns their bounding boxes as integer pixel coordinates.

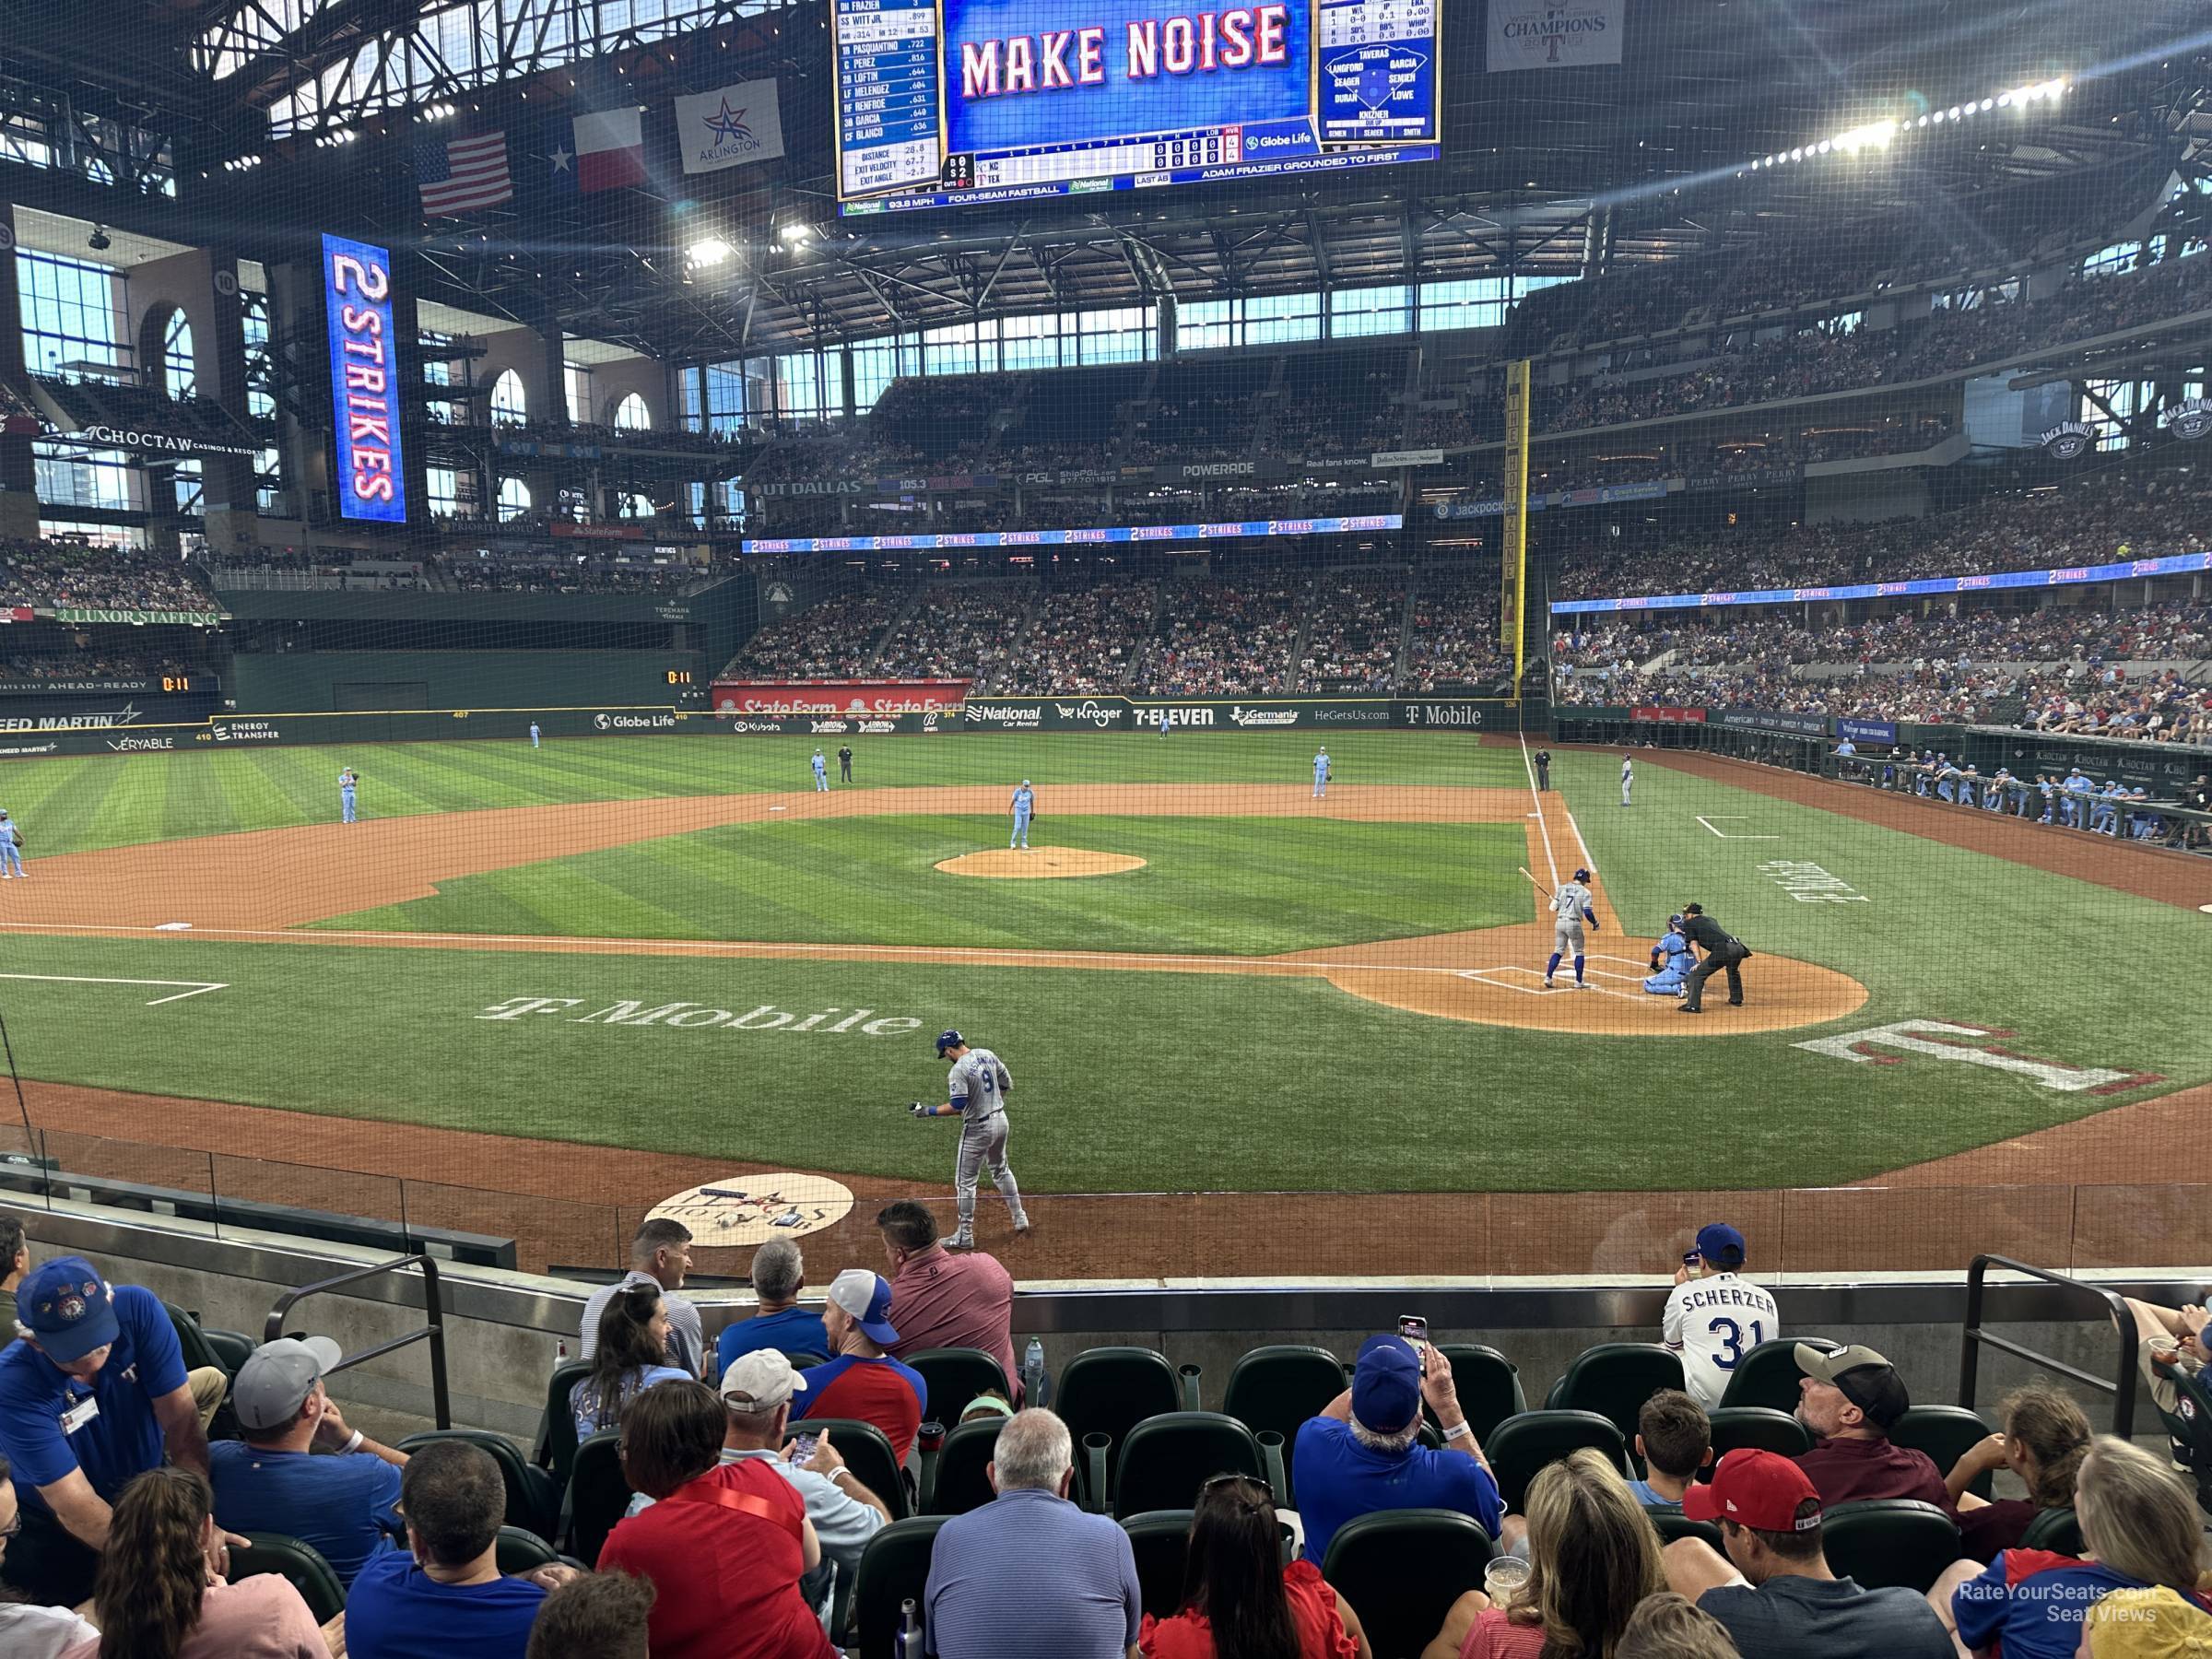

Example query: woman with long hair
[1935,1434,2212,1659]
[1942,1384,2093,1561]
[1424,1449,1666,1659]
[1139,1475,1371,1659]
[571,1285,691,1437]
[59,1465,326,1659]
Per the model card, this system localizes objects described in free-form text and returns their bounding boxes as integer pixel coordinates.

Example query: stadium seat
[924,1418,1002,1515]
[1120,1509,1194,1620]
[798,1418,911,1520]
[778,1349,829,1371]
[1648,1511,1724,1551]
[1706,1405,1814,1463]
[564,1429,634,1564]
[1435,1344,1526,1443]
[1485,1410,1627,1512]
[2018,1507,2084,1555]
[400,1428,560,1542]
[1546,1343,1686,1458]
[230,1532,347,1624]
[493,1524,566,1575]
[1820,1500,1960,1593]
[1111,1412,1269,1519]
[906,1347,1010,1422]
[164,1302,227,1375]
[850,1515,948,1659]
[2164,1366,2212,1515]
[1717,1336,1840,1414]
[1322,1509,1494,1659]
[1889,1406,1998,1500]
[1053,1347,1182,1509]
[535,1359,593,1487]
[202,1327,256,1378]
[1222,1344,1347,1504]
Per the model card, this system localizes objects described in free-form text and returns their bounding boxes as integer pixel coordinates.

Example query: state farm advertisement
[712,680,971,715]
[1632,705,1709,724]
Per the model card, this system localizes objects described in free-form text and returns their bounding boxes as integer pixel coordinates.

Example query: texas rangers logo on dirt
[646,1171,853,1245]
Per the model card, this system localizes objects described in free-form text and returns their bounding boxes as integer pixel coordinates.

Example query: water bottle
[1022,1339,1044,1407]
[553,1337,569,1372]
[896,1596,921,1659]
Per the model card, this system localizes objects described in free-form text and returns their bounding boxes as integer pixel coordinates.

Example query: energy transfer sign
[322,234,407,524]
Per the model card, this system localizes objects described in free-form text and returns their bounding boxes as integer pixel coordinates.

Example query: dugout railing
[1959,1253,2139,1439]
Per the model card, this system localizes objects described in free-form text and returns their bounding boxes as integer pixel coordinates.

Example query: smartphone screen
[788,1435,819,1463]
[1396,1314,1429,1350]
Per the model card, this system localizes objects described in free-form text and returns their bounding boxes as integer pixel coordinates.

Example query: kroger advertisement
[835,0,1437,213]
[322,234,407,524]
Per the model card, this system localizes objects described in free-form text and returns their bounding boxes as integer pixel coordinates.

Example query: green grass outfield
[0,737,2196,1193]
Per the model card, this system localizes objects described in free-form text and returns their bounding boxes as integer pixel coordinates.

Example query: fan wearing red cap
[1663,1450,1954,1657]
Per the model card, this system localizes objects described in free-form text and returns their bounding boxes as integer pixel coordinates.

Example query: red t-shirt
[794,1354,925,1465]
[887,1246,1020,1405]
[1140,1561,1359,1659]
[597,1460,834,1659]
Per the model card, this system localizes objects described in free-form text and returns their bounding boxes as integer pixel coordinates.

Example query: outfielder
[912,1030,1030,1249]
[811,748,830,792]
[1620,752,1634,806]
[1546,867,1599,990]
[529,721,540,749]
[1009,780,1034,850]
[1312,747,1330,799]
[1157,707,1171,737]
[338,767,359,824]
[1643,914,1693,996]
[0,809,26,879]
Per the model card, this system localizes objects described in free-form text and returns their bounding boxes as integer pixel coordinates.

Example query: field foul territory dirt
[0,782,1865,1036]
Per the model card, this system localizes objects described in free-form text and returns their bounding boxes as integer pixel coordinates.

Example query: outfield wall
[0,703,695,758]
[227,650,704,714]
[952,694,1516,732]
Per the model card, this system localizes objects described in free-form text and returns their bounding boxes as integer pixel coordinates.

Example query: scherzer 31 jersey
[1663,1272,1782,1407]
[947,1047,1012,1131]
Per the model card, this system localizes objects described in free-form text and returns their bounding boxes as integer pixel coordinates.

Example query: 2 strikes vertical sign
[322,233,407,524]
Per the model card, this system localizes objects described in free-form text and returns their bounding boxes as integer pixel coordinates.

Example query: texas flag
[572,108,646,192]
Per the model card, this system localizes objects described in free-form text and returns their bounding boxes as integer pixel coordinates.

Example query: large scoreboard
[835,0,1438,214]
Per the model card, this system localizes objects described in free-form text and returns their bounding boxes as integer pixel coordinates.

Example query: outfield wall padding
[229,651,702,714]
[953,695,1513,732]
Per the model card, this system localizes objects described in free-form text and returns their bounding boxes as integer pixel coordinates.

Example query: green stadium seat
[1111,1412,1268,1519]
[1120,1509,1194,1620]
[230,1531,347,1624]
[1706,1405,1813,1463]
[924,1418,1002,1515]
[906,1347,1011,1423]
[2162,1367,2212,1516]
[399,1429,559,1542]
[1485,1409,1627,1512]
[1718,1337,1839,1415]
[1054,1347,1181,1510]
[493,1524,563,1575]
[797,1418,910,1521]
[1322,1509,1494,1659]
[1820,1499,1960,1594]
[1434,1344,1526,1445]
[1889,1406,1998,1500]
[564,1429,633,1565]
[2018,1506,2083,1554]
[1546,1343,1686,1456]
[850,1515,948,1659]
[1222,1344,1347,1505]
[1648,1511,1723,1551]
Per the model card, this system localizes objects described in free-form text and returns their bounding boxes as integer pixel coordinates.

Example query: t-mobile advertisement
[322,234,407,524]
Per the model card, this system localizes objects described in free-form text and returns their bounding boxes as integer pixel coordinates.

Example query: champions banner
[322,234,407,524]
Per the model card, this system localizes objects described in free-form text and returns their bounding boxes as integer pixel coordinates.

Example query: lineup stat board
[835,0,1438,214]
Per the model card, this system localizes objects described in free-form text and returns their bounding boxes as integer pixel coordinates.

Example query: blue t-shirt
[1290,1416,1504,1565]
[1952,1550,2151,1659]
[209,1440,403,1586]
[343,1549,547,1659]
[717,1308,833,1374]
[0,1284,187,1513]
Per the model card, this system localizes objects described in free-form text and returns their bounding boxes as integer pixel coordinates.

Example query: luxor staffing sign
[322,234,406,524]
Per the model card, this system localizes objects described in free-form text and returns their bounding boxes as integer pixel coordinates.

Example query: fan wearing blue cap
[788,1270,929,1465]
[1291,1334,1503,1570]
[0,1256,206,1606]
[1664,1223,1782,1409]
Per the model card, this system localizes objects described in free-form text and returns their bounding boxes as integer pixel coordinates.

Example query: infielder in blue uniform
[1644,914,1693,995]
[811,748,829,792]
[1009,780,1034,849]
[1312,747,1330,798]
[338,767,359,823]
[1546,868,1599,990]
[1620,753,1634,806]
[529,722,540,748]
[0,809,25,878]
[911,1030,1030,1249]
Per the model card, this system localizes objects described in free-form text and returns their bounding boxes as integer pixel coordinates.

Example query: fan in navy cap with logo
[0,1256,209,1606]
[1662,1222,1782,1409]
[1291,1333,1502,1568]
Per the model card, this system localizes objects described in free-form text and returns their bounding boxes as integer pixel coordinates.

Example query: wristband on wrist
[342,1430,365,1454]
[1441,1421,1473,1441]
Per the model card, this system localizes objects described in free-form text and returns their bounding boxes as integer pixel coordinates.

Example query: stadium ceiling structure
[6,0,2212,363]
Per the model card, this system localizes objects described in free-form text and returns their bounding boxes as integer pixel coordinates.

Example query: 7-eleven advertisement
[712,680,970,715]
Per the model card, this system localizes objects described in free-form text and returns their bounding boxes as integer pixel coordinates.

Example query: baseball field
[0,727,2204,1277]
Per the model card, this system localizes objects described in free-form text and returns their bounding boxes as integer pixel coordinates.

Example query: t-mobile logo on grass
[477,997,923,1037]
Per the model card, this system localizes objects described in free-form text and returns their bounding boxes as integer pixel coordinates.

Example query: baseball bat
[1516,865,1551,897]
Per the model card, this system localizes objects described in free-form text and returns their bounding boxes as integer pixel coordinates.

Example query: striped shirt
[924,1487,1140,1659]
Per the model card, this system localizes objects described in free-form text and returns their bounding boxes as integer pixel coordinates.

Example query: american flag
[416,130,512,216]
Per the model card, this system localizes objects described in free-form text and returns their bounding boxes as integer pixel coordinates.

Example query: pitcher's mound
[936,847,1147,879]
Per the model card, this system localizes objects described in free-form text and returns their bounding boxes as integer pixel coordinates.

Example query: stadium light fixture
[778,222,812,244]
[687,237,734,266]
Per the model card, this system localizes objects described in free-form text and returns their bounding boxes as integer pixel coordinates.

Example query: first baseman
[1546,867,1598,990]
[0,810,25,878]
[338,767,359,824]
[811,748,829,792]
[1312,747,1330,799]
[1009,780,1034,849]
[1620,752,1634,806]
[912,1030,1030,1248]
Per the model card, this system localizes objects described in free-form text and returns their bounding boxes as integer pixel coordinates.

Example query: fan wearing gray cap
[208,1335,409,1587]
[1792,1343,1952,1512]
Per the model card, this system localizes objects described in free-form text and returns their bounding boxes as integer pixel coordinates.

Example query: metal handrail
[1959,1254,2136,1440]
[265,1253,452,1430]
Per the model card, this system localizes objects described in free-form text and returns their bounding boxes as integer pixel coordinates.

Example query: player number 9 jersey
[947,1048,1012,1120]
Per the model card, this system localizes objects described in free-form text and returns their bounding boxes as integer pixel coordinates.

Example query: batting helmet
[1573,867,1591,882]
[935,1030,964,1056]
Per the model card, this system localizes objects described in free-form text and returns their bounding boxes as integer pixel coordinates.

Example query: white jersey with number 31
[1662,1272,1782,1407]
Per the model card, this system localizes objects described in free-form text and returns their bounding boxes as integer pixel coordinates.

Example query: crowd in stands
[1406,575,1513,691]
[443,558,698,594]
[874,582,1033,690]
[0,542,216,613]
[2,1212,2206,1658]
[1297,573,1405,692]
[0,651,191,682]
[1151,577,1308,694]
[725,587,909,678]
[1021,579,1158,692]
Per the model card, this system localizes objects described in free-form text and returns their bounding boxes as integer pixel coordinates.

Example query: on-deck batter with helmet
[1546,868,1599,990]
[911,1030,1030,1250]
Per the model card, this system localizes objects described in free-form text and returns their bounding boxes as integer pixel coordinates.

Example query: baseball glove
[908,1101,933,1118]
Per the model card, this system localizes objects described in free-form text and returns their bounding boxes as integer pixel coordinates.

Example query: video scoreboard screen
[835,0,1438,215]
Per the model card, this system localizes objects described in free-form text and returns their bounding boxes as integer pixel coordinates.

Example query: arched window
[613,392,651,430]
[490,370,527,428]
[497,477,531,522]
[162,312,195,399]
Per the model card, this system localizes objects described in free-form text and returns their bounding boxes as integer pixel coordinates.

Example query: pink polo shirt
[887,1244,1019,1404]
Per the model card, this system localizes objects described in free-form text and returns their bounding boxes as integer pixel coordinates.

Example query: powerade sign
[322,234,406,524]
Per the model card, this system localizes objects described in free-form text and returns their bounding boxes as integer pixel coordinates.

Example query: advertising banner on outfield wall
[1630,705,1709,724]
[1836,717,1899,745]
[719,712,942,735]
[956,696,1419,732]
[712,680,971,715]
[1718,709,1831,737]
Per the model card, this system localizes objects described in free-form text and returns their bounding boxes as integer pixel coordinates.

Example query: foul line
[1519,732,1561,888]
[0,972,227,1006]
[1697,815,1781,841]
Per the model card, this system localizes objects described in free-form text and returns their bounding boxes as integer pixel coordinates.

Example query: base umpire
[1676,902,1752,1013]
